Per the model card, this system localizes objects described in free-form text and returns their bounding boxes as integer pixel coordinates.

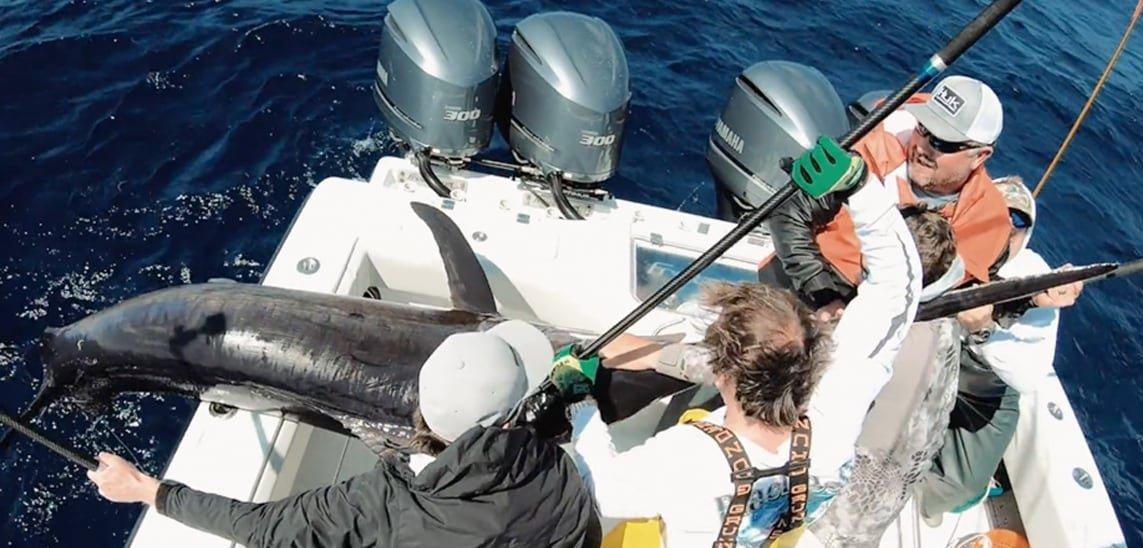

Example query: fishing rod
[0,410,98,472]
[916,258,1143,321]
[576,0,1023,359]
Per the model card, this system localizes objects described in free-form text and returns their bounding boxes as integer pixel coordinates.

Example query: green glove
[790,136,866,199]
[548,344,600,401]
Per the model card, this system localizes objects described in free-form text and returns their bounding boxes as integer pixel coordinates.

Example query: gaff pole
[578,0,1025,358]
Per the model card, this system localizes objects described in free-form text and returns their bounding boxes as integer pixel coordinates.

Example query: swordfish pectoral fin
[409,201,498,315]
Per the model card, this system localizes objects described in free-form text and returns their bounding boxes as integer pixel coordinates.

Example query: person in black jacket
[87,320,601,548]
[762,194,960,321]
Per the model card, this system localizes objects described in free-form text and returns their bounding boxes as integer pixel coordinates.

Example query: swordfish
[6,202,690,454]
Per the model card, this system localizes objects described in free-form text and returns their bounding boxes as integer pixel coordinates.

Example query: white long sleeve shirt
[572,181,922,547]
[968,248,1060,394]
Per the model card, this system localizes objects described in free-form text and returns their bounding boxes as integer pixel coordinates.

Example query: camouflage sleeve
[651,343,715,385]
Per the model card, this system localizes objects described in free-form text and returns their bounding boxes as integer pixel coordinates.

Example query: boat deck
[127,156,1124,547]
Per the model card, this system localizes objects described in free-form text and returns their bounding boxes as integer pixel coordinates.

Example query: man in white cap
[918,177,1084,524]
[86,320,602,547]
[769,76,1012,324]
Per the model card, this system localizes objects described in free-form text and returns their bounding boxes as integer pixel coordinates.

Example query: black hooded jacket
[765,189,856,307]
[155,426,601,547]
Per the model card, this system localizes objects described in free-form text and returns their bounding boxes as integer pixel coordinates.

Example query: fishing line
[1033,0,1143,197]
[89,411,139,466]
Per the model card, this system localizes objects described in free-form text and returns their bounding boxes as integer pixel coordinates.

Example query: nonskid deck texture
[128,157,1123,547]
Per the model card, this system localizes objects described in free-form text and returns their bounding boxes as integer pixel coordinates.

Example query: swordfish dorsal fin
[410,201,498,315]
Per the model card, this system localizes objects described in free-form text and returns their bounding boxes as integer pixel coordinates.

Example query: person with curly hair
[577,170,923,546]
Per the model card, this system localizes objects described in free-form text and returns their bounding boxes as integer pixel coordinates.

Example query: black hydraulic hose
[576,0,1023,359]
[0,411,99,471]
[549,172,584,220]
[415,149,452,198]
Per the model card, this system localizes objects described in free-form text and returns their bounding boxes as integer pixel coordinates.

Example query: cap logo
[933,85,965,117]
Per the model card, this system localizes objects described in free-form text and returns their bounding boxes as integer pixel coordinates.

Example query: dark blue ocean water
[0,0,1139,545]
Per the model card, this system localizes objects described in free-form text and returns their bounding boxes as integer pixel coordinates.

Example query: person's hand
[957,304,994,333]
[549,345,601,402]
[1033,265,1084,308]
[790,136,866,199]
[815,300,846,323]
[87,452,160,506]
[600,334,660,371]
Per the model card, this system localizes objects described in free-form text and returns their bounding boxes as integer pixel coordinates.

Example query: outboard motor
[846,89,891,128]
[499,12,630,218]
[373,0,500,195]
[706,61,849,221]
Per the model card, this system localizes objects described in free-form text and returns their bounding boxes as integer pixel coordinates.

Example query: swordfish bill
[915,261,1119,321]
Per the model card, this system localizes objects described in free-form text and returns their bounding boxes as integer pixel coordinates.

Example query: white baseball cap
[906,76,1003,145]
[418,320,554,442]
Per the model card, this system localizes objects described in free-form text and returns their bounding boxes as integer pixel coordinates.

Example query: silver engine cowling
[706,61,849,220]
[498,12,630,185]
[372,0,500,160]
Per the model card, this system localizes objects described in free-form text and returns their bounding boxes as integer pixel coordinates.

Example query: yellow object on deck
[678,408,711,424]
[600,408,714,548]
[601,518,663,548]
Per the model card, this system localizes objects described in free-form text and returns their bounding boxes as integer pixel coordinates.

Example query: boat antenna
[573,0,1024,359]
[1033,0,1143,197]
[0,410,99,472]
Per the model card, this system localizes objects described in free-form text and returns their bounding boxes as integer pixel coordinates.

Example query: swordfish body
[35,282,496,449]
[10,201,690,454]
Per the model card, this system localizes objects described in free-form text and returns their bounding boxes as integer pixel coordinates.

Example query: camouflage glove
[790,136,866,199]
[548,344,600,402]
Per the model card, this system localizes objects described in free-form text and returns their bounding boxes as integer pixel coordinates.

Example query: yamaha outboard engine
[846,89,891,128]
[373,0,500,195]
[499,12,630,218]
[706,61,848,221]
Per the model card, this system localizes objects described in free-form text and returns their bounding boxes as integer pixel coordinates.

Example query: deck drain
[1048,402,1063,420]
[297,257,321,274]
[1073,467,1093,489]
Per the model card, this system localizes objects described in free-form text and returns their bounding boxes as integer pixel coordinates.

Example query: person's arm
[570,405,679,520]
[974,250,1063,394]
[810,180,922,434]
[767,190,855,307]
[156,473,396,547]
[831,180,922,367]
[89,452,395,547]
[601,334,714,385]
[974,307,1059,394]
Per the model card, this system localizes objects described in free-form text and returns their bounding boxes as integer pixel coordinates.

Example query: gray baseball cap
[905,75,1003,145]
[995,175,1036,225]
[418,320,554,441]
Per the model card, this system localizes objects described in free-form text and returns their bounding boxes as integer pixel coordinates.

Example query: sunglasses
[915,124,985,154]
[1010,209,1031,229]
